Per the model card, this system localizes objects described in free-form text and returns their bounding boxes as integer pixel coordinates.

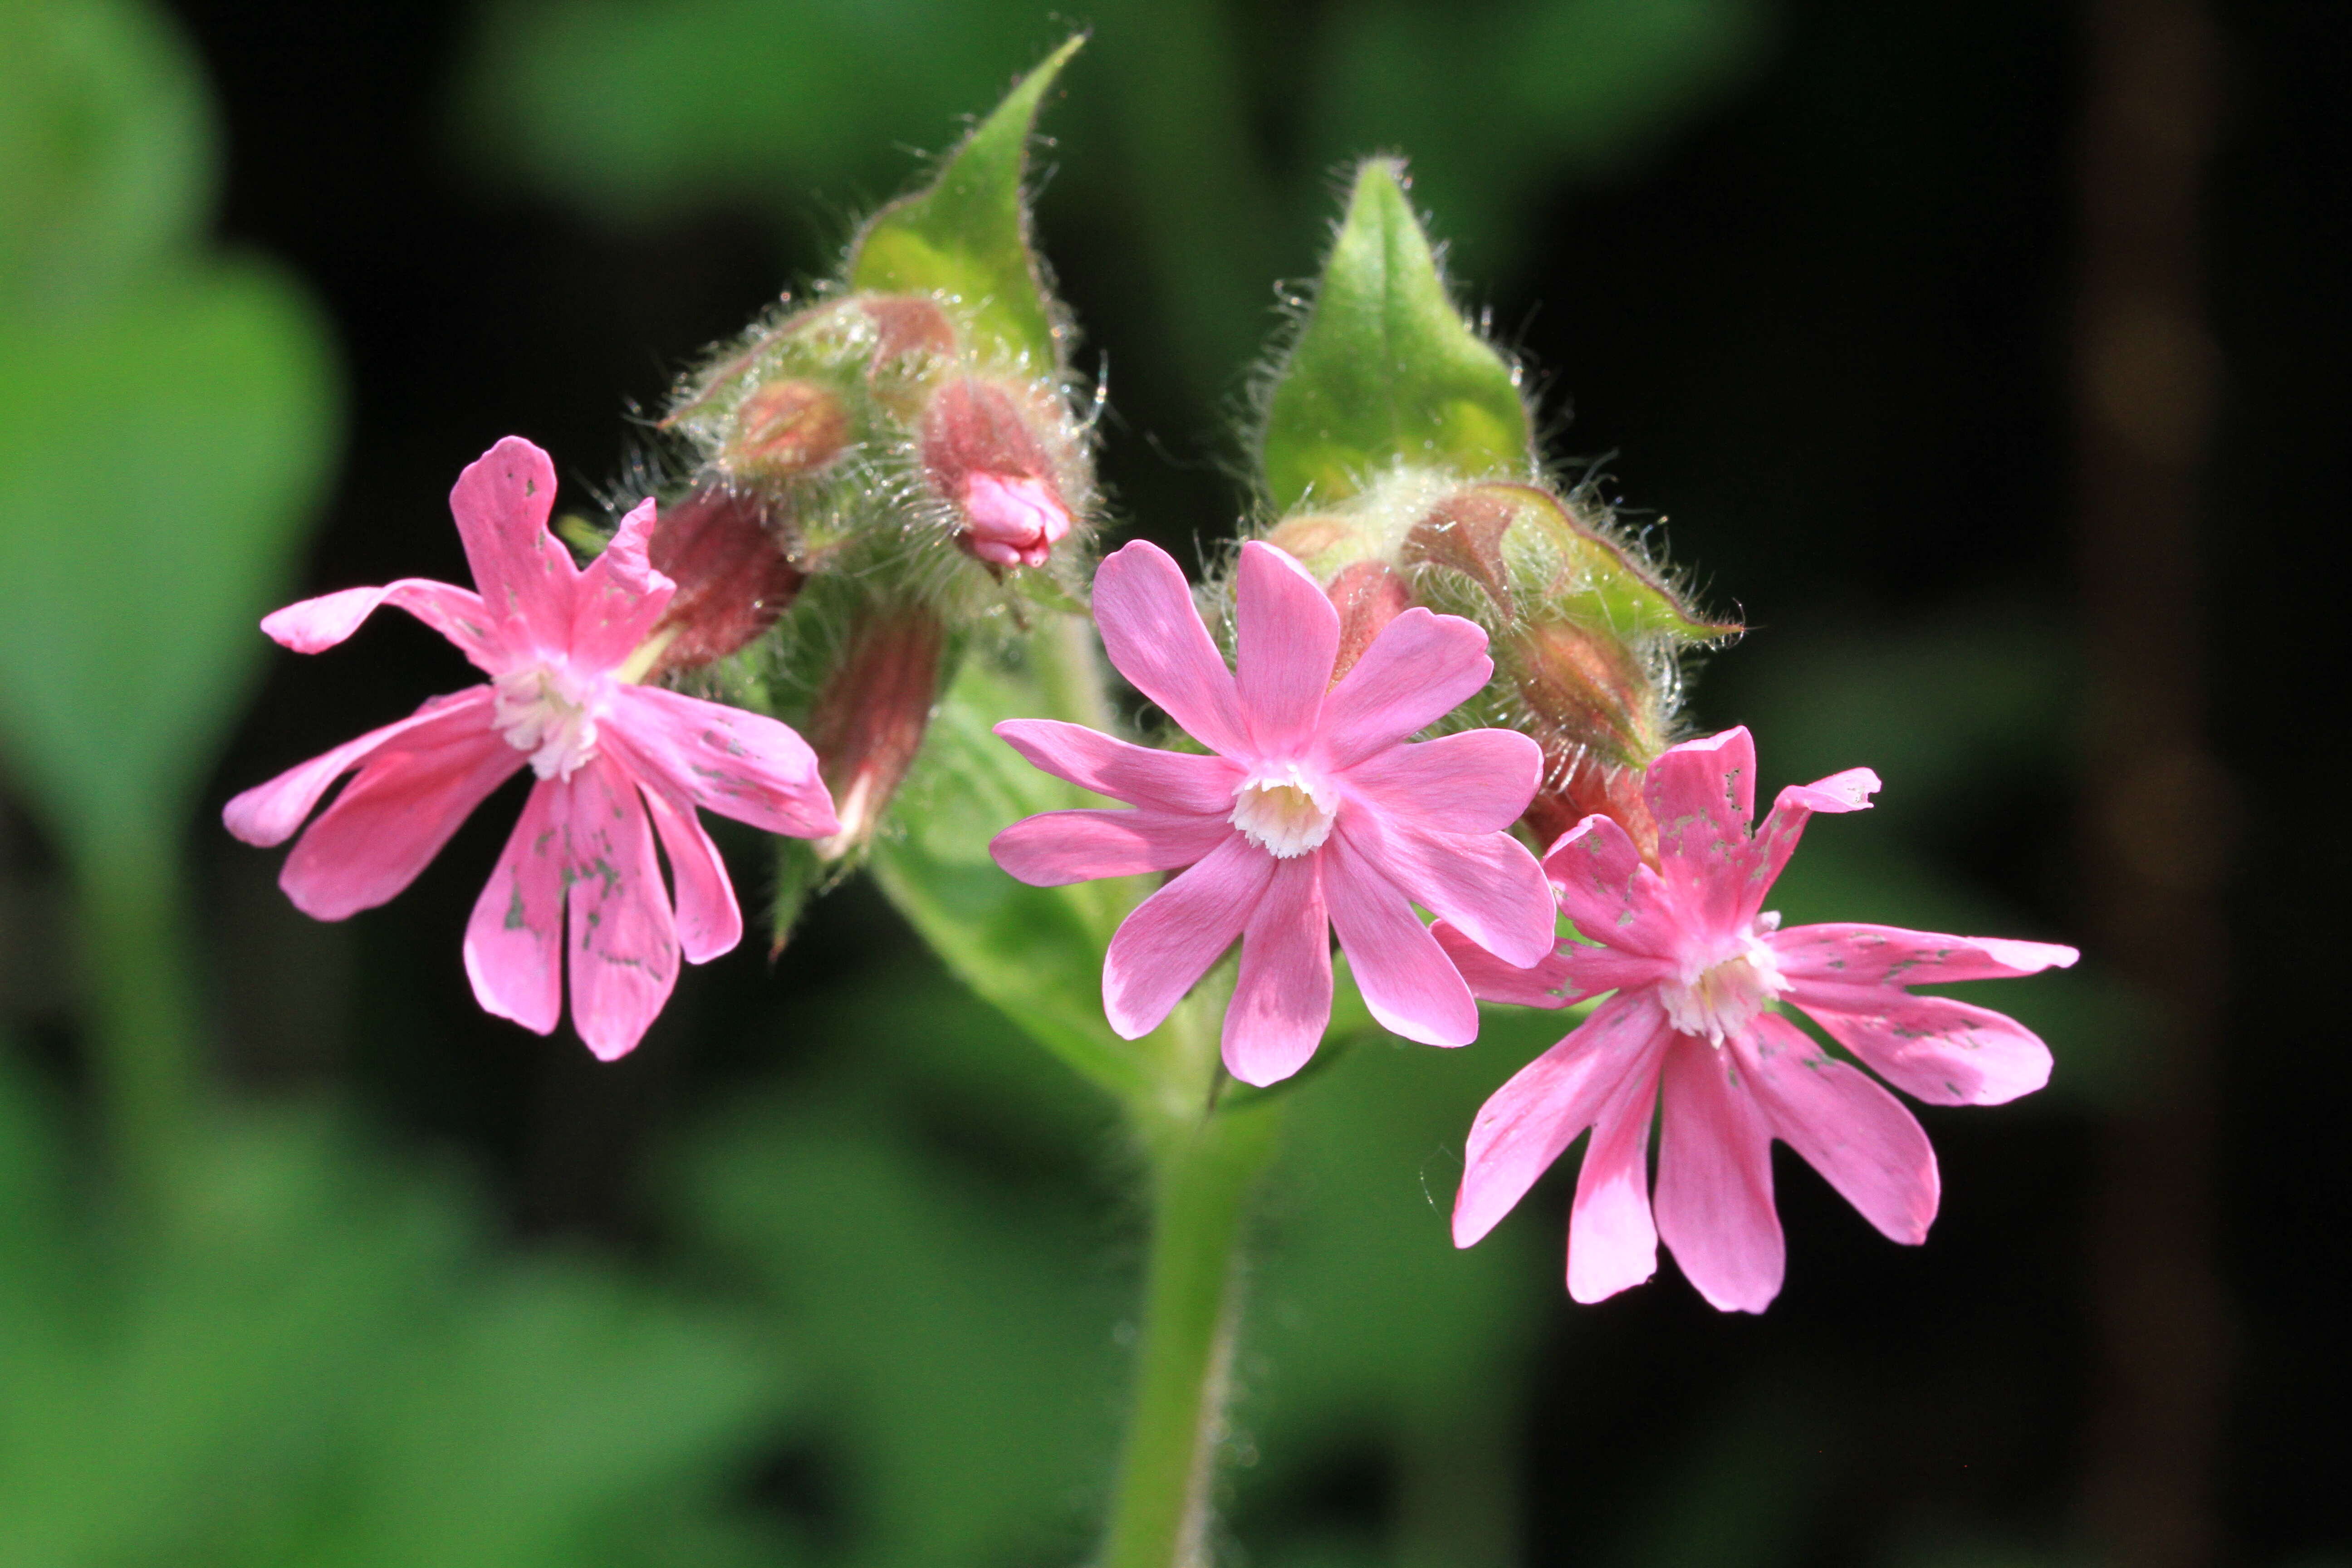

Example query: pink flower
[920,377,1078,569]
[1441,727,2078,1312]
[989,539,1555,1086]
[224,437,838,1060]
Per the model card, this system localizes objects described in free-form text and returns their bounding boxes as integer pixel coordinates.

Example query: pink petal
[1539,814,1684,959]
[568,497,676,672]
[1233,541,1338,756]
[1743,1013,1938,1244]
[1320,832,1479,1047]
[963,473,1068,561]
[602,685,837,838]
[1335,812,1554,968]
[223,688,498,848]
[991,808,1234,886]
[1102,835,1271,1039]
[1316,608,1493,770]
[261,579,508,672]
[447,436,579,651]
[278,722,522,920]
[1337,728,1543,836]
[1455,993,1670,1246]
[1795,991,2056,1107]
[1091,541,1250,757]
[1569,1051,1668,1303]
[1558,943,1678,997]
[563,758,681,1061]
[1653,1033,1784,1313]
[463,777,568,1036]
[639,783,742,964]
[1433,920,1580,1009]
[1742,767,1880,921]
[1221,854,1333,1086]
[994,719,1242,813]
[1645,728,1759,936]
[1773,922,2080,988]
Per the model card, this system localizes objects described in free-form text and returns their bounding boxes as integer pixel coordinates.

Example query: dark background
[5,0,2344,1563]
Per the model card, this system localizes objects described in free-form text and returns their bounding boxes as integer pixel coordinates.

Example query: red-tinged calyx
[722,380,851,483]
[1325,559,1409,681]
[643,486,806,677]
[1252,470,1734,861]
[803,602,950,862]
[921,377,1077,570]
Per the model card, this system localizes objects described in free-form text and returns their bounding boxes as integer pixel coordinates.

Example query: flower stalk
[1103,994,1285,1568]
[78,827,207,1226]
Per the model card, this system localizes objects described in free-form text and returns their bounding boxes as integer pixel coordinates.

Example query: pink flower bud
[644,486,806,676]
[921,377,1077,569]
[803,603,949,863]
[958,471,1070,568]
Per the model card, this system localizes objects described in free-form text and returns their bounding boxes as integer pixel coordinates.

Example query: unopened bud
[1246,470,1732,860]
[804,603,949,863]
[723,380,850,482]
[1324,559,1408,680]
[644,486,806,676]
[855,294,960,369]
[921,377,1079,570]
[960,471,1069,568]
[1510,618,1664,855]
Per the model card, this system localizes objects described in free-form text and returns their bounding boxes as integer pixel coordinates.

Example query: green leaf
[1258,159,1532,512]
[0,259,340,854]
[847,35,1082,368]
[868,635,1155,1105]
[0,0,216,317]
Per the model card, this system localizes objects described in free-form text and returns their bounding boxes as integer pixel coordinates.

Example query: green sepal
[847,35,1082,370]
[1259,159,1532,512]
[1452,482,1734,645]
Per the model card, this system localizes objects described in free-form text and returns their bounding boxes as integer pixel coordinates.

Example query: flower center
[1660,919,1790,1046]
[1229,764,1338,859]
[493,663,603,781]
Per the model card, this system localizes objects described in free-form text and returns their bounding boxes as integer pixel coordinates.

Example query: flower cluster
[988,537,2074,1310]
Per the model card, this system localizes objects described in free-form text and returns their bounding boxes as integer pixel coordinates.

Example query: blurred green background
[1,0,2343,1565]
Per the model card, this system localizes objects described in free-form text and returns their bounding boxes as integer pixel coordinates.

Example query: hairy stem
[1102,1087,1284,1568]
[77,823,207,1223]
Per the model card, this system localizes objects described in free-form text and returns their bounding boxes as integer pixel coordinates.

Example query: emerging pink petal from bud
[921,376,1080,569]
[959,471,1071,568]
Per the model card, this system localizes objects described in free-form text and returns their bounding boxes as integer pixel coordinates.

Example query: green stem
[76,824,207,1223]
[1102,1085,1284,1568]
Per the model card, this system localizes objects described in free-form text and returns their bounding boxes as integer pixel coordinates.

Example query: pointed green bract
[848,35,1082,369]
[1259,160,1531,512]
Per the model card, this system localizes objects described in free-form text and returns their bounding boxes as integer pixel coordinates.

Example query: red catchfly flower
[1441,727,2077,1311]
[224,437,837,1059]
[990,539,1554,1086]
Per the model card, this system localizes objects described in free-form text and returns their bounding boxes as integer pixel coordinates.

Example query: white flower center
[1660,916,1790,1046]
[1229,764,1338,859]
[493,663,603,780]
